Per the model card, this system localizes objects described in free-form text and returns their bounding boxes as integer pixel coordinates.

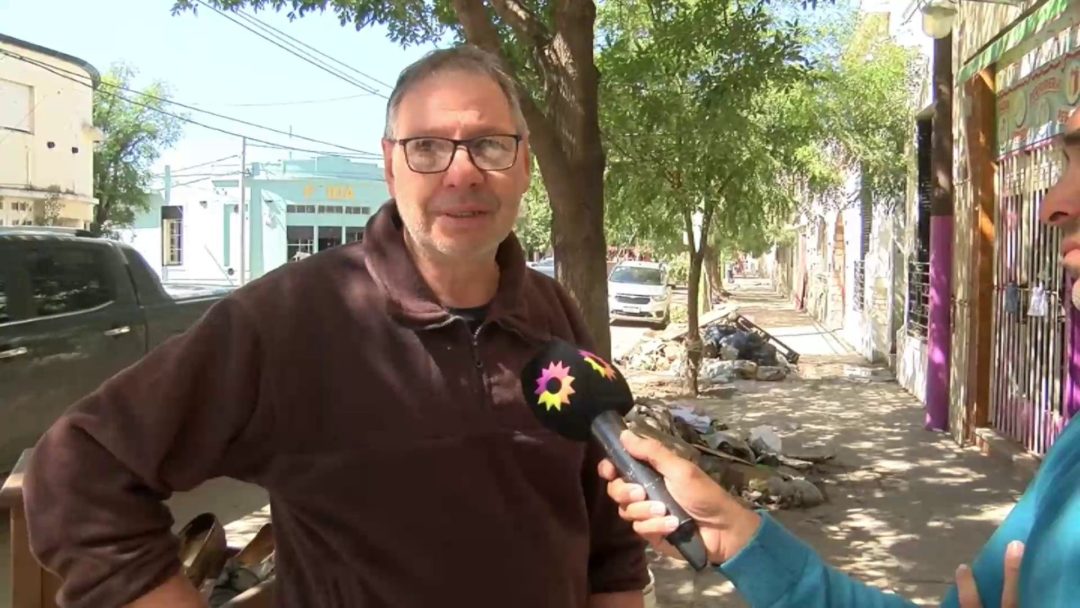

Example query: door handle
[104,325,131,337]
[0,346,28,360]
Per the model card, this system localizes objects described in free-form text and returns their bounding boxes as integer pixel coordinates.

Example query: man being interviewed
[23,45,648,608]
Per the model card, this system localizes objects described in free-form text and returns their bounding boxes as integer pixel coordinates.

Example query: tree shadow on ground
[640,288,1029,607]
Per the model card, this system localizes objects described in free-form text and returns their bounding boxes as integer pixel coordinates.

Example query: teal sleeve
[717,513,919,608]
[939,460,1046,607]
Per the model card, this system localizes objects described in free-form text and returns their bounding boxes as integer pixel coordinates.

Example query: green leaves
[92,64,184,234]
[172,0,456,46]
[599,0,811,256]
[515,159,553,255]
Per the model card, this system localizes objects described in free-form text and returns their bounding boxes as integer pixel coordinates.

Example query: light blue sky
[1,0,443,172]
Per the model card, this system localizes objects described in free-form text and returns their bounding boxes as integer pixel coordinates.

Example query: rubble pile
[620,308,796,384]
[625,399,833,510]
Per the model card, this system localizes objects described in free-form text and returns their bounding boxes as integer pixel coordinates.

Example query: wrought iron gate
[990,145,1069,455]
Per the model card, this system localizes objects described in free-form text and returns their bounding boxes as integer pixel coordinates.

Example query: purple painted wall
[1067,277,1080,421]
[926,215,953,431]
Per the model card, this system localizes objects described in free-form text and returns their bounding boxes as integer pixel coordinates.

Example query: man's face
[381,70,530,262]
[1044,109,1080,288]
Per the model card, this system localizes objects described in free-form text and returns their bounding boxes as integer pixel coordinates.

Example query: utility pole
[239,136,247,286]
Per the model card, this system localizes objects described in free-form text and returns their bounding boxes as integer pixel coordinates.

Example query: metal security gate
[990,146,1069,456]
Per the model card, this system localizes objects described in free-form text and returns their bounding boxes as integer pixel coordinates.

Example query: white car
[607,261,672,327]
[528,256,556,279]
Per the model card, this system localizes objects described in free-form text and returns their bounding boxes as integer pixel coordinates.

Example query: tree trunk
[91,197,110,235]
[704,244,725,304]
[685,245,705,395]
[451,0,611,358]
[541,158,611,358]
[682,204,715,395]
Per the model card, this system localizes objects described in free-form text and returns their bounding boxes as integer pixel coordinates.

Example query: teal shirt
[715,418,1080,607]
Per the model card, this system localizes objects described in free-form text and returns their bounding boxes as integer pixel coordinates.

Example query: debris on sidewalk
[617,307,801,385]
[625,399,833,510]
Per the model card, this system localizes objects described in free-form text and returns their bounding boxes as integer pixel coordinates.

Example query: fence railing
[853,259,866,311]
[907,261,930,338]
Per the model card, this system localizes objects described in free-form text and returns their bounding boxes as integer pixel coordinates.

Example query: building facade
[0,34,102,229]
[774,0,1080,458]
[769,11,922,366]
[124,155,389,286]
[887,0,1080,456]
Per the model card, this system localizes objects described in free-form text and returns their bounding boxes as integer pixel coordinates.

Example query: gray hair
[383,45,528,139]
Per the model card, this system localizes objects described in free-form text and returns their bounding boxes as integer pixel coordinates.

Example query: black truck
[0,228,233,472]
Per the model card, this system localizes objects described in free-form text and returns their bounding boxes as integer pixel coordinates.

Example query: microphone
[519,338,710,571]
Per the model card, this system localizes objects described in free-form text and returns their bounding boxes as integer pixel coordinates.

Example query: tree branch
[489,0,551,47]
[552,0,594,70]
[449,0,557,147]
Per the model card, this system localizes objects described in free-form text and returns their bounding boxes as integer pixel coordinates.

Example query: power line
[0,49,379,156]
[1,48,381,158]
[222,92,375,107]
[194,0,388,98]
[7,52,380,161]
[244,141,376,159]
[230,8,393,91]
[167,154,239,173]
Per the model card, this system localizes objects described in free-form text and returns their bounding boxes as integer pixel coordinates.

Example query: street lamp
[921,0,958,39]
[919,0,1025,39]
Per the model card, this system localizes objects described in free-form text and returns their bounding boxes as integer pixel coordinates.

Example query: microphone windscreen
[519,338,634,441]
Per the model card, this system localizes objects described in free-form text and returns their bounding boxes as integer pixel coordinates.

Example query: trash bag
[753,344,779,367]
[719,331,752,357]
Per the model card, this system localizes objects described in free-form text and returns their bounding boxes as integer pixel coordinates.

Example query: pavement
[612,321,653,361]
[641,279,1031,607]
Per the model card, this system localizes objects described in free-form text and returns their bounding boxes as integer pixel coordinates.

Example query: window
[609,266,663,285]
[122,247,168,302]
[287,204,317,214]
[162,206,183,266]
[0,79,33,133]
[24,246,112,317]
[318,228,343,252]
[907,118,933,338]
[345,227,364,243]
[287,226,315,261]
[345,207,368,215]
[318,205,344,214]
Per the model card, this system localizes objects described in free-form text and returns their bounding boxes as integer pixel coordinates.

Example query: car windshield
[609,267,662,285]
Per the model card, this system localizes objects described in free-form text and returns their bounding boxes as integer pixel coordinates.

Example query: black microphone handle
[591,410,710,571]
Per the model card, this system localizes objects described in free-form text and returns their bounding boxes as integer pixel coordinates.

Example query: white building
[121,155,388,286]
[0,33,102,229]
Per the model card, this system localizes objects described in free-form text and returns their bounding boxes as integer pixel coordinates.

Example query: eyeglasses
[390,135,522,174]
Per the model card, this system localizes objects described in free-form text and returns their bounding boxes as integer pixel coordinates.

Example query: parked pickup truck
[0,228,233,472]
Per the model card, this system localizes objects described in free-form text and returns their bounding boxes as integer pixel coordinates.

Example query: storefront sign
[302,183,355,201]
[997,50,1080,156]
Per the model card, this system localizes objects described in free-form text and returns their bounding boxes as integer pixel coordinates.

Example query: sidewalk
[641,280,1030,607]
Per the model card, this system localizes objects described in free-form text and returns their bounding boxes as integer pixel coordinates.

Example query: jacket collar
[363,201,546,341]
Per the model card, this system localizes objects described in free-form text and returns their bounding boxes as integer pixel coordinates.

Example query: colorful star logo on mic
[580,349,617,380]
[535,361,576,411]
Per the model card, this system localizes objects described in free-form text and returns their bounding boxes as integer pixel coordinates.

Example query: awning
[958,0,1074,83]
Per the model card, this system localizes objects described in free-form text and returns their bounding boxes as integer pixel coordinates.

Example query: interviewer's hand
[956,541,1024,608]
[597,430,761,565]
